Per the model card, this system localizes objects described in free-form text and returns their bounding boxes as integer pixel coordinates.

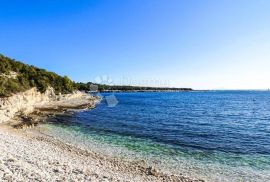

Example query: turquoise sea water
[39,91,270,181]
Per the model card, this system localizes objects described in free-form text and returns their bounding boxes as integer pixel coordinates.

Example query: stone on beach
[0,125,198,182]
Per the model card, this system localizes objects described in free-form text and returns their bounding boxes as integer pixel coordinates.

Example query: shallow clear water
[39,91,270,181]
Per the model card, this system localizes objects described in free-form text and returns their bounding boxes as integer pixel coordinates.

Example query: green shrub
[0,54,75,97]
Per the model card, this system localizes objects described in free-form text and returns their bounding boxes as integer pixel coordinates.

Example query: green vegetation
[0,54,75,97]
[0,54,192,97]
[76,82,192,92]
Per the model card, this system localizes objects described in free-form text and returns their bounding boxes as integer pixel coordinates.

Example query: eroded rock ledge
[0,87,99,126]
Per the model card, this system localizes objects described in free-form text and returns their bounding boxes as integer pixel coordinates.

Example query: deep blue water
[41,91,270,181]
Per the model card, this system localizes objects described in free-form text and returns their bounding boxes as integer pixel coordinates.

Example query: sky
[0,0,270,90]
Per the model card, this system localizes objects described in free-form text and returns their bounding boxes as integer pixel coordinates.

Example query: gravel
[0,125,200,182]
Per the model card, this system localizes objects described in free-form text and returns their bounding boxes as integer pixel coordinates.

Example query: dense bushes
[0,54,76,97]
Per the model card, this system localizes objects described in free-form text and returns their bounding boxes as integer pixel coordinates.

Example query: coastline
[0,88,99,128]
[0,124,201,182]
[1,90,269,181]
[0,88,201,181]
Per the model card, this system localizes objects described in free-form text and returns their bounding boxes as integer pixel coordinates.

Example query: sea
[38,91,270,182]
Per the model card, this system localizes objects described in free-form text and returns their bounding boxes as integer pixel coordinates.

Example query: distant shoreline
[91,89,194,93]
[93,89,270,93]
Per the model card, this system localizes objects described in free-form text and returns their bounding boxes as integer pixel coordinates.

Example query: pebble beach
[0,125,199,182]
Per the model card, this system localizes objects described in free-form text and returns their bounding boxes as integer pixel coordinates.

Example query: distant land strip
[76,82,193,92]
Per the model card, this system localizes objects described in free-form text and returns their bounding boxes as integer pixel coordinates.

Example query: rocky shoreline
[12,93,100,129]
[0,124,203,182]
[0,87,99,128]
[0,88,203,182]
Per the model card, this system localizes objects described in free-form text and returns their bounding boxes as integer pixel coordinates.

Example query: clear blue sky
[1,0,270,89]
